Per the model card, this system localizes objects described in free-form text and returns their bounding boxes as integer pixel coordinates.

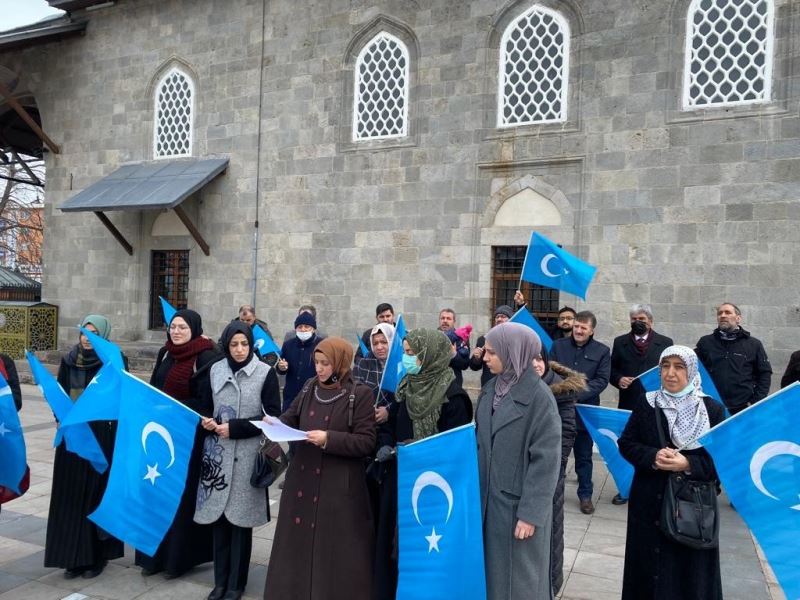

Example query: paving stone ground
[0,385,784,600]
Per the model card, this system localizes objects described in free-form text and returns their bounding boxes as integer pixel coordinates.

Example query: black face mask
[631,320,648,336]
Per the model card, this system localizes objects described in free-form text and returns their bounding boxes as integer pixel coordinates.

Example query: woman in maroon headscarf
[135,309,221,579]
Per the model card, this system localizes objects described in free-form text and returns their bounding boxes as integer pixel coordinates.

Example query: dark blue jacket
[549,335,611,408]
[277,334,321,411]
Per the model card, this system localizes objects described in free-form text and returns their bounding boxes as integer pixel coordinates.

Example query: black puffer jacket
[695,328,772,410]
[544,361,585,596]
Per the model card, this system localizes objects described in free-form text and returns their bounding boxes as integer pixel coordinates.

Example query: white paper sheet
[249,419,308,442]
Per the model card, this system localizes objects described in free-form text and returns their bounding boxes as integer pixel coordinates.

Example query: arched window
[353,32,409,141]
[497,5,570,127]
[153,67,194,158]
[683,0,774,108]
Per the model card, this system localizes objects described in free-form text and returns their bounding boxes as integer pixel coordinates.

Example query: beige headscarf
[314,337,355,389]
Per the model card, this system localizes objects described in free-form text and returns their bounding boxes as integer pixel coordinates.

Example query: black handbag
[654,406,719,550]
[250,437,288,488]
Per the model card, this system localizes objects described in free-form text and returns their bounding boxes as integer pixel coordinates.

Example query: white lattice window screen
[497,5,570,127]
[683,0,774,109]
[154,68,194,158]
[353,32,409,141]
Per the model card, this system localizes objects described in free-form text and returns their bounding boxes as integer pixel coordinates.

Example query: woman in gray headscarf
[619,345,725,600]
[475,322,561,600]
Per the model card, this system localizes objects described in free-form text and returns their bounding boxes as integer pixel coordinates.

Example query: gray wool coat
[194,356,270,528]
[476,368,562,600]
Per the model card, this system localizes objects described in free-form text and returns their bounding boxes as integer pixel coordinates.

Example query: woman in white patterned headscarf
[618,345,726,600]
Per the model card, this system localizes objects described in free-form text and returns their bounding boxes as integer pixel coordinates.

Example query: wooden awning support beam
[0,81,61,154]
[93,211,133,255]
[173,204,210,256]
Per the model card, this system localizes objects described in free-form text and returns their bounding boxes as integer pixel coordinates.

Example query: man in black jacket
[549,310,610,515]
[439,308,470,387]
[608,304,673,504]
[695,302,772,415]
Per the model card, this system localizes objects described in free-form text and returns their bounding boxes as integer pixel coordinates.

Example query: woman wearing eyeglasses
[135,309,221,579]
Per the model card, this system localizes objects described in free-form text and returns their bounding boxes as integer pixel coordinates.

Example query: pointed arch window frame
[681,0,776,110]
[153,66,195,159]
[496,4,571,128]
[352,31,411,142]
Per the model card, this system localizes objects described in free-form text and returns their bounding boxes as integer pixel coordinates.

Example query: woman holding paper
[195,321,280,600]
[475,322,561,600]
[44,315,125,579]
[618,345,724,600]
[135,309,220,578]
[264,337,376,600]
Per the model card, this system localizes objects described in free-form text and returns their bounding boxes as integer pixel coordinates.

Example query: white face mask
[296,330,313,342]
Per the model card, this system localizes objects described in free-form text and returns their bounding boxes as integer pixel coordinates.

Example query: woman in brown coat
[263,337,376,600]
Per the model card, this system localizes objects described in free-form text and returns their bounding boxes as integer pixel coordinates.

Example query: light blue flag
[380,315,407,394]
[80,327,124,370]
[509,307,553,352]
[698,382,800,600]
[396,314,408,341]
[521,232,597,299]
[397,424,486,600]
[159,296,177,325]
[26,352,109,473]
[0,373,26,494]
[89,370,199,556]
[58,362,122,427]
[637,363,728,416]
[252,323,281,357]
[355,333,370,357]
[576,405,633,499]
[636,365,662,394]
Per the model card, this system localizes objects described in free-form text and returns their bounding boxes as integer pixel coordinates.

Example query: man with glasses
[552,306,576,340]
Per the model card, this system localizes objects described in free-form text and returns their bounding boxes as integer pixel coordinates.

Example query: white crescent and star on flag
[597,428,620,446]
[540,253,569,278]
[141,421,176,485]
[749,440,800,511]
[411,471,454,553]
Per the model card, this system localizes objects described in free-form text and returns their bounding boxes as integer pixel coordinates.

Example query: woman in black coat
[618,345,725,600]
[45,315,125,579]
[372,328,470,600]
[533,354,584,596]
[135,309,221,578]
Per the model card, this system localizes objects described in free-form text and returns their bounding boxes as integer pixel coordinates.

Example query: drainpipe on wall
[251,0,268,308]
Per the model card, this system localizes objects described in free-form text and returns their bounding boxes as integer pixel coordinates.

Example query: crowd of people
[13,297,794,600]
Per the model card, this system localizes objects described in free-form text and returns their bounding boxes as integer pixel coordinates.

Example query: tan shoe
[579,498,595,514]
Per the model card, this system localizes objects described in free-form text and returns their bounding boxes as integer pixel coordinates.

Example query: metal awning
[59,158,229,256]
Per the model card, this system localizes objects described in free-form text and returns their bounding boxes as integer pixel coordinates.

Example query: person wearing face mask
[45,315,127,580]
[263,337,376,600]
[371,328,471,600]
[695,302,772,415]
[195,322,281,600]
[276,312,321,412]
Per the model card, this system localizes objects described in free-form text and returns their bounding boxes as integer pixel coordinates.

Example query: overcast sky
[0,0,64,33]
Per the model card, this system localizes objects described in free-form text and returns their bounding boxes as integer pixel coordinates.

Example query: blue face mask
[402,353,421,375]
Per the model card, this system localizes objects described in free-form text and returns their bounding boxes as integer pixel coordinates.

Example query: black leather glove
[375,445,395,463]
